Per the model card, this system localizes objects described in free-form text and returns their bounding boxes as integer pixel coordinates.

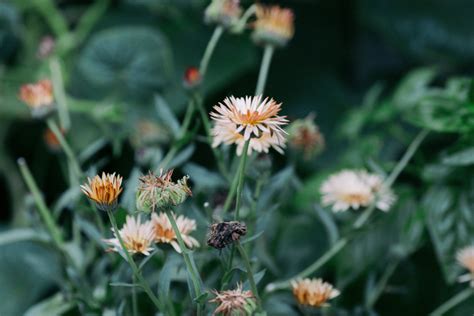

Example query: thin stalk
[236,241,262,311]
[106,210,163,312]
[34,0,68,37]
[265,238,348,293]
[234,140,251,220]
[366,260,400,309]
[199,26,224,77]
[132,275,138,316]
[255,45,275,96]
[430,287,473,316]
[50,57,71,130]
[163,209,203,315]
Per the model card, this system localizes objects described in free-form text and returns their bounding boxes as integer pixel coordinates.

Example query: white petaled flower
[456,246,474,286]
[320,169,396,212]
[291,278,340,308]
[104,215,155,256]
[210,95,288,156]
[151,212,200,253]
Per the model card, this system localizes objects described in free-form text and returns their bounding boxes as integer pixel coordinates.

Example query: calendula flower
[210,283,256,316]
[151,211,200,253]
[457,246,474,286]
[104,215,155,256]
[19,79,55,118]
[136,170,192,212]
[291,278,340,308]
[207,221,247,250]
[252,5,294,47]
[205,0,242,28]
[81,172,123,212]
[183,66,202,88]
[320,170,396,212]
[287,114,325,159]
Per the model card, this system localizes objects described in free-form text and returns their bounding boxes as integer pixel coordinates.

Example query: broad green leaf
[183,162,226,191]
[442,147,474,166]
[0,228,48,246]
[155,95,180,137]
[24,293,73,316]
[392,68,437,110]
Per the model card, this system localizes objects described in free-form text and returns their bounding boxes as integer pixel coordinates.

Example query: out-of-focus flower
[37,36,55,59]
[210,283,256,315]
[151,211,200,253]
[81,172,123,212]
[43,127,65,152]
[320,170,396,212]
[457,246,474,286]
[183,66,202,88]
[130,120,170,149]
[205,0,242,28]
[287,114,325,159]
[210,96,288,156]
[291,278,340,308]
[19,79,55,119]
[136,170,192,212]
[104,215,155,256]
[207,221,247,249]
[252,5,294,47]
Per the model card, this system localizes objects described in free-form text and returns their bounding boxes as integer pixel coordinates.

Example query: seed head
[207,221,247,249]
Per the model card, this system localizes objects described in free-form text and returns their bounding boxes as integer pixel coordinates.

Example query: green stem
[49,57,71,131]
[74,0,110,46]
[236,241,262,311]
[17,158,64,248]
[132,275,138,316]
[430,287,474,316]
[366,259,400,309]
[106,210,163,312]
[353,204,376,229]
[163,209,203,315]
[34,0,69,37]
[255,45,275,96]
[199,26,224,78]
[265,238,348,293]
[234,140,251,220]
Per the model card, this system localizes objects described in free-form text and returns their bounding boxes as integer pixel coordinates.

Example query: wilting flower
[207,221,247,250]
[37,36,55,59]
[151,211,200,253]
[292,278,340,308]
[104,215,155,256]
[136,170,192,212]
[252,5,294,47]
[287,114,325,159]
[210,96,288,156]
[19,79,55,118]
[320,170,396,212]
[183,66,202,88]
[210,283,256,315]
[205,0,242,28]
[457,246,474,286]
[81,172,123,212]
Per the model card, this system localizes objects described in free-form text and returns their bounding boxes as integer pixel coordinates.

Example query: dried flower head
[81,172,123,212]
[210,96,288,156]
[183,66,202,88]
[37,36,55,59]
[207,221,247,249]
[320,170,396,212]
[457,245,474,286]
[210,283,256,316]
[104,215,155,256]
[287,114,325,159]
[252,5,294,47]
[291,278,340,308]
[136,170,192,212]
[19,79,55,118]
[151,211,200,253]
[205,0,242,28]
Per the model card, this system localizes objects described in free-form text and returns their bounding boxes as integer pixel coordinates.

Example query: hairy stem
[234,140,251,220]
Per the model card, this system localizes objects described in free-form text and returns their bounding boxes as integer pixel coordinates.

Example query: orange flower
[252,5,294,47]
[151,211,199,253]
[81,172,123,211]
[292,278,340,308]
[19,79,55,118]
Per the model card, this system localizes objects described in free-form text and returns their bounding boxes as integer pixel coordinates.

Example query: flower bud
[183,66,202,89]
[252,5,295,48]
[287,114,325,159]
[204,0,242,28]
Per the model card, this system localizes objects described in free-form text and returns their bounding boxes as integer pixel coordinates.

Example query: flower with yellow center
[291,278,340,308]
[252,5,295,47]
[457,245,474,286]
[81,172,123,212]
[104,215,155,256]
[19,79,55,118]
[151,211,200,253]
[209,283,256,315]
[320,170,396,212]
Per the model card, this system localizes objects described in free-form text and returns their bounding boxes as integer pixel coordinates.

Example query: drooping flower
[210,283,256,315]
[320,170,396,212]
[104,215,155,256]
[151,211,200,253]
[291,278,340,308]
[210,96,288,155]
[207,221,247,250]
[252,5,294,47]
[456,245,474,286]
[287,114,325,159]
[205,0,242,28]
[19,79,55,118]
[136,170,192,212]
[81,172,123,212]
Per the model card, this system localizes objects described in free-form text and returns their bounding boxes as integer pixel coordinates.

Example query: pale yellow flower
[291,278,340,308]
[19,79,55,118]
[151,211,200,253]
[252,5,295,47]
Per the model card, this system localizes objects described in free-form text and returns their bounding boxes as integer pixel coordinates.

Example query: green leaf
[183,163,226,191]
[24,293,74,316]
[243,269,266,291]
[154,95,180,136]
[0,228,48,246]
[158,254,181,300]
[442,147,474,166]
[392,68,437,110]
